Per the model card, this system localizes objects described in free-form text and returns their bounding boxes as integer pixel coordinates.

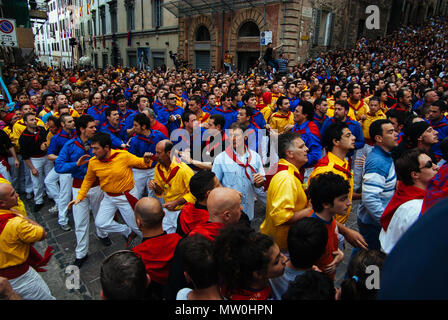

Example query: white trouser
[162,208,181,234]
[9,267,55,300]
[29,157,53,205]
[72,185,107,259]
[8,156,19,190]
[95,187,142,238]
[19,158,33,193]
[44,167,59,202]
[58,173,72,226]
[0,159,11,182]
[132,167,155,199]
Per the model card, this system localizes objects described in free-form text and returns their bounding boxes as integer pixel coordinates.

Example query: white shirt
[212,147,265,220]
[379,199,423,254]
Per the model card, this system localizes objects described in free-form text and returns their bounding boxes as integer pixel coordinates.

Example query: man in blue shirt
[45,113,76,231]
[210,93,237,130]
[286,82,300,112]
[55,115,110,268]
[427,100,448,162]
[321,100,365,153]
[357,119,398,251]
[128,113,166,198]
[124,95,151,137]
[157,92,184,134]
[100,106,128,149]
[87,92,109,129]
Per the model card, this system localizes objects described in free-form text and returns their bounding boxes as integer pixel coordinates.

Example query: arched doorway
[194,25,211,71]
[236,21,261,73]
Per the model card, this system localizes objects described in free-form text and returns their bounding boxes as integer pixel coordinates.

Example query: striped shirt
[357,145,397,226]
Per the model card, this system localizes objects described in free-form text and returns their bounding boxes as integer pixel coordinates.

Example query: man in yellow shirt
[308,122,368,251]
[148,140,195,234]
[70,132,153,246]
[260,131,310,252]
[327,90,357,120]
[269,96,295,134]
[0,183,54,299]
[347,85,369,122]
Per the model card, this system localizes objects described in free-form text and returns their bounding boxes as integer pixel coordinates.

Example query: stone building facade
[165,0,394,73]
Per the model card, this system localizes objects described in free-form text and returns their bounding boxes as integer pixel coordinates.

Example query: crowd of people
[1,16,448,301]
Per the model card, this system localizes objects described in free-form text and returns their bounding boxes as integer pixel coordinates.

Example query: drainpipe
[221,10,225,71]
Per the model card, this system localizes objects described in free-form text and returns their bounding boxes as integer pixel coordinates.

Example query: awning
[163,0,283,18]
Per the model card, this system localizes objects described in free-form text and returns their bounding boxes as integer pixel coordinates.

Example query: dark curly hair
[213,223,274,294]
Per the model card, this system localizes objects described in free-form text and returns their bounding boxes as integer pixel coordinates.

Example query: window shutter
[326,12,335,47]
[313,8,322,46]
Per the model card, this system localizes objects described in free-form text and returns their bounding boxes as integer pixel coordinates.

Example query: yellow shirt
[0,209,44,268]
[11,118,46,149]
[54,108,80,118]
[260,159,307,251]
[77,150,152,201]
[268,111,295,134]
[154,159,195,211]
[260,105,273,123]
[347,98,370,122]
[3,126,19,154]
[308,152,354,224]
[362,110,387,140]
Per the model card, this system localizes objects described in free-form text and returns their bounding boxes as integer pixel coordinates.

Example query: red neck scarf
[264,163,304,191]
[225,145,256,181]
[380,181,426,231]
[157,164,180,189]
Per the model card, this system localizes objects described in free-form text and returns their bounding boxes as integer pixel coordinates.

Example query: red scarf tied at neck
[380,181,426,231]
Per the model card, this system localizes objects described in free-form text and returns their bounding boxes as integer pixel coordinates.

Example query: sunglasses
[419,160,434,169]
[168,97,177,100]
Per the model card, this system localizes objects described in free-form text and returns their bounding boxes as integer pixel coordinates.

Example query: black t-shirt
[264,47,273,61]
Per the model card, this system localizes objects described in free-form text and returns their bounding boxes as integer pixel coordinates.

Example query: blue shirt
[250,109,267,129]
[428,118,448,158]
[54,137,93,180]
[321,117,365,151]
[99,122,128,149]
[357,145,397,226]
[124,110,141,131]
[291,120,322,168]
[118,108,134,126]
[128,130,166,168]
[152,99,164,116]
[47,129,76,156]
[157,106,184,134]
[313,112,329,131]
[87,104,109,129]
[288,96,300,112]
[209,107,237,130]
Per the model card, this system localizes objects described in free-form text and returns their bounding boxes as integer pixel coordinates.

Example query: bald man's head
[155,139,173,166]
[207,187,242,224]
[0,183,18,209]
[134,197,164,229]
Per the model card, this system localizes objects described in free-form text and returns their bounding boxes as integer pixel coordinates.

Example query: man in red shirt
[132,197,181,299]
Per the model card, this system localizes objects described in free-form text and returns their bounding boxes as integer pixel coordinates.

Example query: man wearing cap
[396,120,439,161]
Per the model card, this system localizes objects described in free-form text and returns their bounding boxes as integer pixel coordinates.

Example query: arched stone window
[238,21,260,38]
[196,25,211,41]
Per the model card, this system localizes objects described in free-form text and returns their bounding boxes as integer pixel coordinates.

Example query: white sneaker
[48,204,58,213]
